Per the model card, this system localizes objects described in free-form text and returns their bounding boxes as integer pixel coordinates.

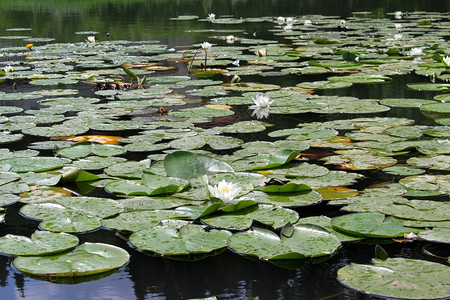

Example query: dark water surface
[0,1,449,300]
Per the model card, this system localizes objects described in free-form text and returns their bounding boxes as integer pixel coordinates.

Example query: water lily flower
[231,75,241,83]
[394,11,403,19]
[201,42,212,50]
[407,47,423,56]
[86,36,96,43]
[226,35,235,43]
[395,23,402,29]
[250,94,273,109]
[283,24,293,31]
[286,17,295,25]
[208,180,242,204]
[443,56,450,67]
[276,16,285,24]
[304,19,312,26]
[3,65,13,73]
[207,13,216,22]
[255,48,266,57]
[394,34,403,41]
[249,94,273,119]
[232,59,240,66]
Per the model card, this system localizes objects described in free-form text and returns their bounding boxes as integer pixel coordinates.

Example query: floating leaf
[164,151,234,179]
[331,213,420,238]
[337,258,450,299]
[13,243,129,277]
[0,231,79,256]
[129,223,232,256]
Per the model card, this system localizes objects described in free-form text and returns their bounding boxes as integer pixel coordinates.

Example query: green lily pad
[0,157,70,173]
[0,231,79,256]
[337,258,450,299]
[295,216,361,242]
[129,223,232,256]
[201,204,299,230]
[331,212,420,238]
[242,190,322,207]
[13,242,130,277]
[164,151,234,179]
[57,143,126,159]
[228,224,340,260]
[418,228,450,244]
[101,210,188,232]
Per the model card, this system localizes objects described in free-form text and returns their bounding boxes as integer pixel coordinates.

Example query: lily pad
[337,258,450,299]
[164,151,234,179]
[228,224,340,260]
[0,231,79,256]
[13,243,130,277]
[129,223,232,256]
[331,212,420,238]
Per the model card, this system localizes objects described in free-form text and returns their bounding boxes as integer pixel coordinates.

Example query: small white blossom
[276,16,285,24]
[304,19,312,26]
[232,60,240,66]
[226,35,235,43]
[201,42,212,50]
[86,36,96,43]
[394,11,403,19]
[207,13,215,22]
[283,24,293,31]
[208,180,242,204]
[395,23,402,29]
[394,33,403,41]
[443,56,450,67]
[407,47,423,56]
[3,65,13,73]
[286,17,295,25]
[403,232,418,241]
[249,94,273,109]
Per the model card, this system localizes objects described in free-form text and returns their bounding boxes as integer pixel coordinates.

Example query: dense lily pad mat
[13,243,130,277]
[337,258,450,299]
[0,6,449,293]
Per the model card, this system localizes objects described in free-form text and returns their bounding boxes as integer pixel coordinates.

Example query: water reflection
[0,0,448,47]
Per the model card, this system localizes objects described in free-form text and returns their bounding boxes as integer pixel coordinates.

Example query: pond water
[0,1,449,300]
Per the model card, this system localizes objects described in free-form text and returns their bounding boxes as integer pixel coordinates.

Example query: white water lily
[249,94,273,109]
[201,42,212,50]
[207,13,215,22]
[394,11,403,19]
[395,23,402,29]
[86,36,96,43]
[304,19,312,26]
[3,65,13,73]
[208,180,242,204]
[276,16,285,24]
[283,24,293,31]
[226,35,235,43]
[249,94,273,119]
[394,33,403,41]
[286,17,295,25]
[443,56,450,67]
[407,47,423,56]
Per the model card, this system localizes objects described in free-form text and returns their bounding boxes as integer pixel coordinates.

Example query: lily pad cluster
[0,9,448,298]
